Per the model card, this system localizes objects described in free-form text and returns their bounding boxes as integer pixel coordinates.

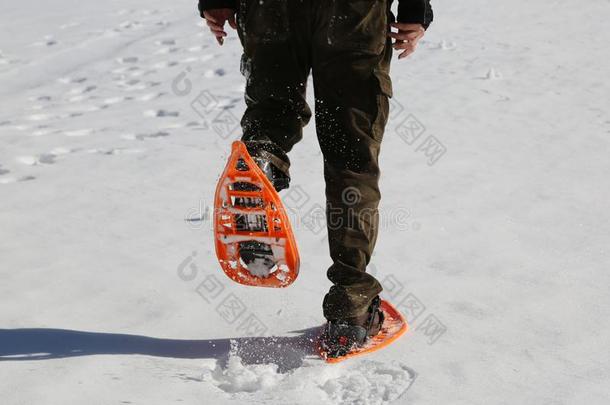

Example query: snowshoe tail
[214,141,300,288]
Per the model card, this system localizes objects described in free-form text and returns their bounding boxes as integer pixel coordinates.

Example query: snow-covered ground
[1,0,609,404]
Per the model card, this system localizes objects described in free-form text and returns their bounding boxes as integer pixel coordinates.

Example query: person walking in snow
[199,0,432,356]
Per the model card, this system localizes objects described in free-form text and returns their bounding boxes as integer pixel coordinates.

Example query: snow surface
[1,0,610,404]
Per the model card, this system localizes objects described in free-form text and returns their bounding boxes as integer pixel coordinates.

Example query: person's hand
[388,23,425,59]
[203,8,237,46]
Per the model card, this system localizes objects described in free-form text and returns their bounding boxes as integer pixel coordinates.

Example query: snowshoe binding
[318,298,408,363]
[321,296,385,358]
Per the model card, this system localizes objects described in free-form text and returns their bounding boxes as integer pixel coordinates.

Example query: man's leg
[236,0,312,185]
[312,0,394,320]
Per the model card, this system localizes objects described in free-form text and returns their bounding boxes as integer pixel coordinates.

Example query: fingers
[393,41,416,51]
[203,9,237,46]
[206,20,227,45]
[388,23,425,59]
[388,30,423,42]
[390,34,419,55]
[399,48,415,59]
[388,22,424,43]
[394,40,416,59]
[207,21,227,36]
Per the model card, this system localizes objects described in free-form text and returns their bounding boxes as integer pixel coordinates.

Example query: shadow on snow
[0,327,322,373]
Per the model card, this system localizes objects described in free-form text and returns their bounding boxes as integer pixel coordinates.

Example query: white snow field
[1,0,609,404]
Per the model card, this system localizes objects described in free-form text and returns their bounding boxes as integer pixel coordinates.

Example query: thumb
[228,14,237,30]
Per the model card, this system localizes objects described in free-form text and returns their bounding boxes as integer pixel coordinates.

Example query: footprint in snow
[103,96,133,105]
[29,95,53,102]
[0,50,21,66]
[144,109,179,118]
[117,21,144,30]
[115,79,146,91]
[112,66,149,80]
[152,61,179,69]
[187,121,208,129]
[129,69,150,78]
[154,47,180,55]
[16,154,56,166]
[155,39,176,46]
[204,346,417,404]
[32,35,58,47]
[117,56,139,64]
[483,68,503,80]
[13,148,80,170]
[58,76,87,85]
[432,40,457,51]
[86,148,144,155]
[134,131,170,140]
[116,79,160,92]
[0,176,36,185]
[68,85,97,95]
[204,68,226,78]
[138,92,165,101]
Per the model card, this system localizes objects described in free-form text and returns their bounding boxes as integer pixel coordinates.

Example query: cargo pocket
[328,0,388,54]
[371,69,392,142]
[238,0,290,44]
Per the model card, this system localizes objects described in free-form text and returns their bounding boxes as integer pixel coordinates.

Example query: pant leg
[312,0,394,320]
[236,0,312,177]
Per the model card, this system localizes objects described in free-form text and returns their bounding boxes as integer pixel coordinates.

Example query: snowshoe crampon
[317,300,408,363]
[213,141,300,288]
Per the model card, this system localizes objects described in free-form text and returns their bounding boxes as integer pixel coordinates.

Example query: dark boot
[321,296,385,358]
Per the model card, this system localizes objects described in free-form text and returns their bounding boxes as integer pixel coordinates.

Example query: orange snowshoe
[213,141,300,288]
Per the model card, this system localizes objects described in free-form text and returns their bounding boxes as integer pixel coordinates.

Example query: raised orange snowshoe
[213,141,300,288]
